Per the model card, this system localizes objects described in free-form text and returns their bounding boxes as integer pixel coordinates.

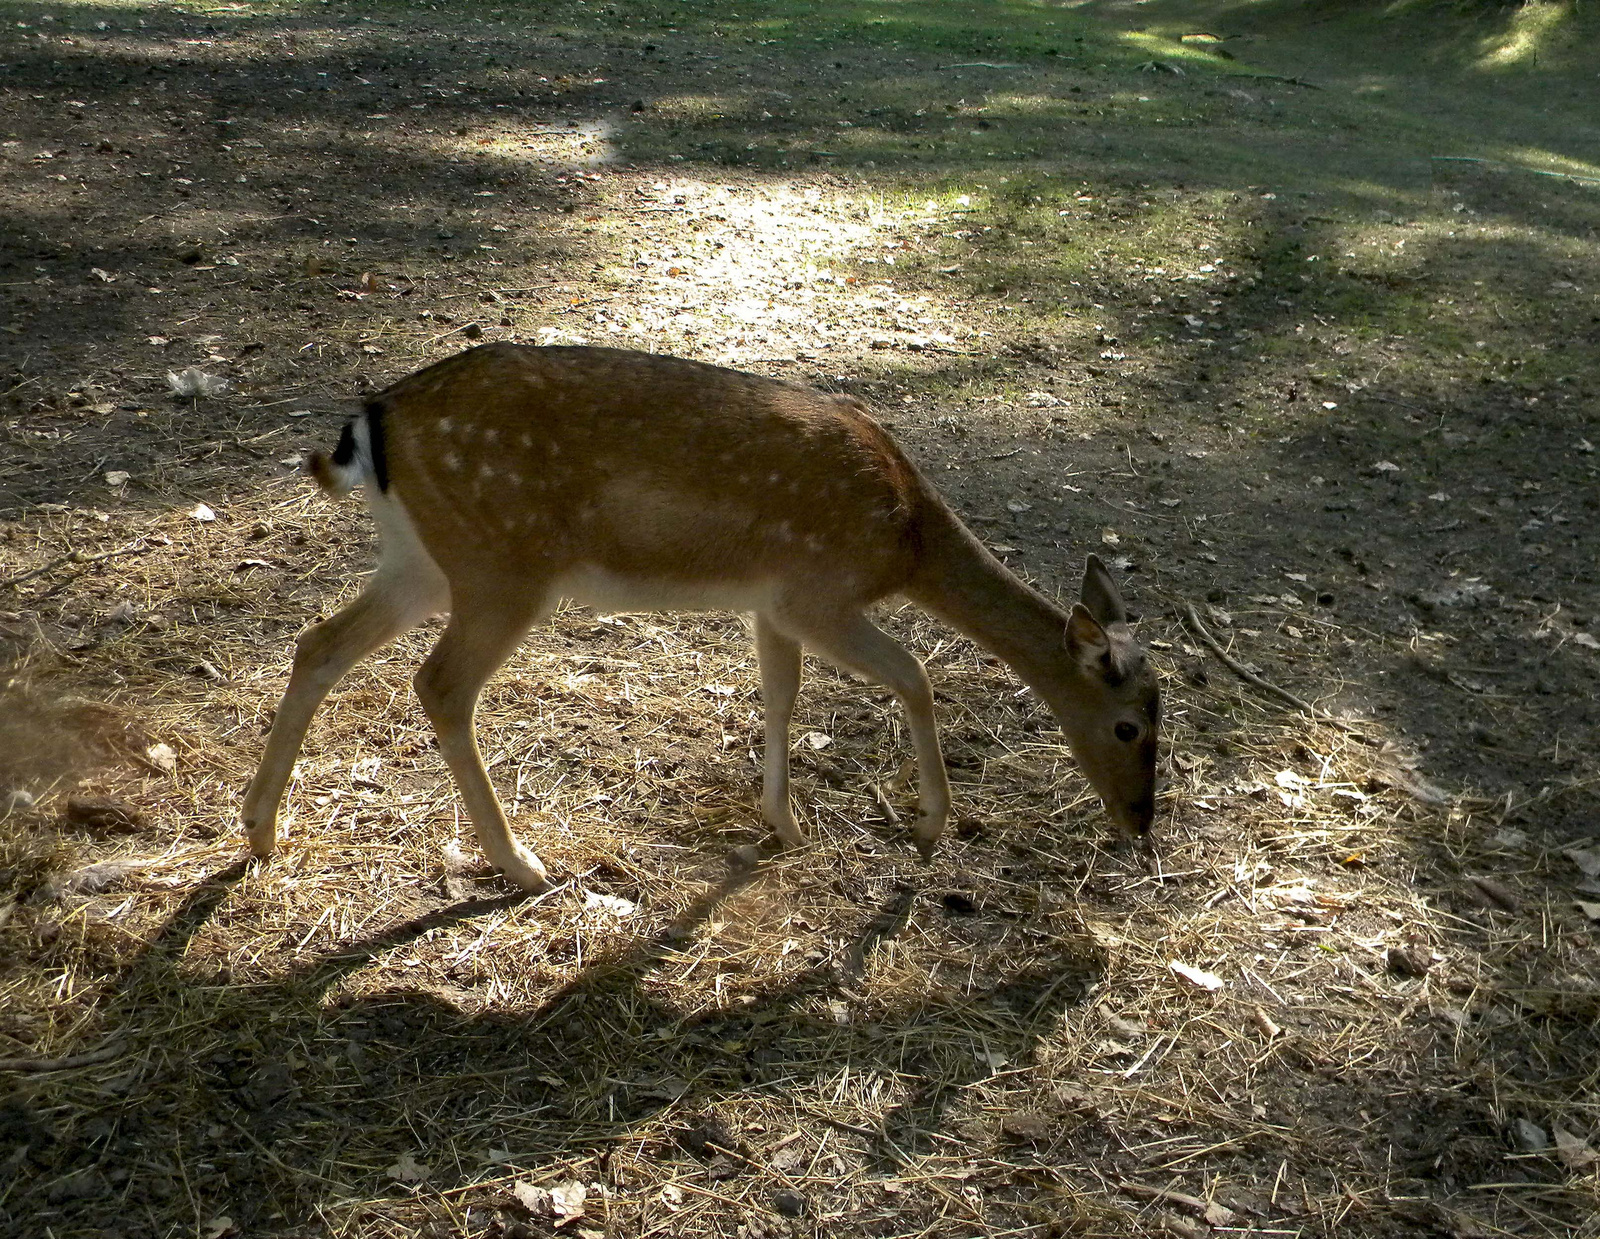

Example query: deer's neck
[905,502,1072,700]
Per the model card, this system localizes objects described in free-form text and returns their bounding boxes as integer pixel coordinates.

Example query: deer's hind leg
[755,614,805,849]
[412,585,555,893]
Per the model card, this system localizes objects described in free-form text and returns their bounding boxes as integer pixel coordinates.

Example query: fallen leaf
[1376,766,1452,806]
[999,1111,1054,1143]
[190,502,217,523]
[64,796,145,835]
[1573,632,1600,650]
[63,859,145,893]
[1575,901,1600,922]
[1387,944,1432,977]
[1467,875,1518,912]
[582,890,637,918]
[512,1181,552,1215]
[1169,960,1224,991]
[1564,848,1600,878]
[1552,1126,1597,1170]
[387,1152,430,1182]
[167,368,228,398]
[144,742,177,774]
[104,470,129,487]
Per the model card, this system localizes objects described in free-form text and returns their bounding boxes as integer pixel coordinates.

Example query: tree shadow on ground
[3,3,1598,1236]
[2,861,1105,1234]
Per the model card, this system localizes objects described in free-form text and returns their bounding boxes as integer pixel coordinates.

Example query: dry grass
[2,480,1597,1239]
[2,2,1598,1232]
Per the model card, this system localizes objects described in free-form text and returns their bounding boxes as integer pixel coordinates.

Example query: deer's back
[367,344,933,609]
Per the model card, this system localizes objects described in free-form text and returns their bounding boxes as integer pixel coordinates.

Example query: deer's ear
[1065,603,1111,662]
[1081,553,1128,627]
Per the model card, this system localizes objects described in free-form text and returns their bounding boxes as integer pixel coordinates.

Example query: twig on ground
[0,539,158,591]
[0,1039,126,1073]
[1180,601,1370,741]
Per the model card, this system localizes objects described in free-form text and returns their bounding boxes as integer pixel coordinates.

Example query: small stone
[771,1189,807,1219]
[727,844,762,873]
[999,1111,1055,1144]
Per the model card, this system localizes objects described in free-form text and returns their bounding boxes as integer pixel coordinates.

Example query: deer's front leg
[242,575,437,858]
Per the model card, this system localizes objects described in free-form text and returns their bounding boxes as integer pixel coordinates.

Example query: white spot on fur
[437,416,453,434]
[483,428,498,445]
[442,451,462,472]
[520,432,534,448]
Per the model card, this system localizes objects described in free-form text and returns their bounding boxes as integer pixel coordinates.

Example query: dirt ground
[1,2,1598,1237]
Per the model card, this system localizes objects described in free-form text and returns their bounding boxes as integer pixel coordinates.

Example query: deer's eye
[1114,721,1140,744]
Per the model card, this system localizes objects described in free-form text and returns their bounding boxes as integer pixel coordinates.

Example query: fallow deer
[242,344,1161,891]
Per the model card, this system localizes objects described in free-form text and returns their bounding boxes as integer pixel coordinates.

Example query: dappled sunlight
[3,4,1599,1238]
[1477,0,1573,69]
[1492,145,1600,182]
[547,180,975,366]
[1117,26,1239,71]
[467,119,617,167]
[647,92,749,122]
